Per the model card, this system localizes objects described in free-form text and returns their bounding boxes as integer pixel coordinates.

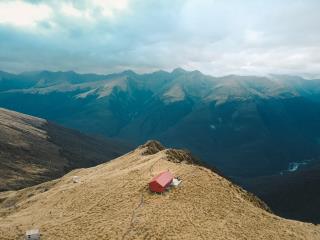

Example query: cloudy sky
[0,0,320,77]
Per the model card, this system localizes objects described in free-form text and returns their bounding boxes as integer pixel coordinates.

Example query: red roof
[149,171,174,193]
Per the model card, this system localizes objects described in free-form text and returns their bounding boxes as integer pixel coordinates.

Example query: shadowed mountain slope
[238,163,320,223]
[0,108,130,191]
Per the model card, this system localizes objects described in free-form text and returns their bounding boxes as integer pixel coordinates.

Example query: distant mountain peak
[138,140,165,155]
[171,67,188,75]
[121,69,137,76]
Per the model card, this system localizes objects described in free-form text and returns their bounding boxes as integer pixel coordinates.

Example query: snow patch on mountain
[162,84,185,103]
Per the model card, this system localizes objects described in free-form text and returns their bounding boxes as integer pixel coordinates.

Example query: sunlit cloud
[60,0,129,20]
[61,3,84,18]
[92,0,129,17]
[0,1,51,27]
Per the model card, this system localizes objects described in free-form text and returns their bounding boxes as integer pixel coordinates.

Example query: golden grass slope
[0,141,319,240]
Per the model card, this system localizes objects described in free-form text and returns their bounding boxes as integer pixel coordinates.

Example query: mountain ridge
[1,141,319,240]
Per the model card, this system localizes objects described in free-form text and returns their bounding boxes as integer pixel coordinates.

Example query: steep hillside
[1,69,320,178]
[0,108,130,191]
[239,164,320,223]
[0,141,319,240]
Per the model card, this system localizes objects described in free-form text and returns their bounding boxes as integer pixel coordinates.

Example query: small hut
[149,171,174,193]
[25,229,40,240]
[72,176,80,183]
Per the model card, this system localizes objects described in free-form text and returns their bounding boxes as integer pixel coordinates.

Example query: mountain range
[1,69,320,178]
[1,69,320,223]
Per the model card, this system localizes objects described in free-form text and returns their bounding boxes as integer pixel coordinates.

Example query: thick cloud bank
[0,0,320,77]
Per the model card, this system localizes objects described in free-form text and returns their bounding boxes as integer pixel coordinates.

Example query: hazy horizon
[2,67,320,80]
